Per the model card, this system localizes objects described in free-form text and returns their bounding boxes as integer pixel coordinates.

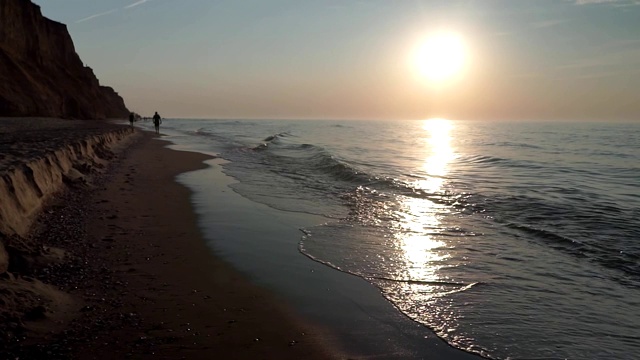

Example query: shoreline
[1,125,337,359]
[162,123,484,360]
[1,119,485,359]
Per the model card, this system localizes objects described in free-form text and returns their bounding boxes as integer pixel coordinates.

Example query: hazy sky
[34,0,640,121]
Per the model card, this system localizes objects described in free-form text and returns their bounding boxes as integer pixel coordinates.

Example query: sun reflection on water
[420,118,455,193]
[395,118,456,295]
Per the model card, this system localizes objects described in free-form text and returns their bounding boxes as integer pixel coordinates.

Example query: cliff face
[0,0,129,119]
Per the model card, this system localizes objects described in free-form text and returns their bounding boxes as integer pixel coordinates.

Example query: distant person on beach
[129,112,135,127]
[153,111,162,134]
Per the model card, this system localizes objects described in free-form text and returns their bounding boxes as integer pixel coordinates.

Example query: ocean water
[150,118,639,359]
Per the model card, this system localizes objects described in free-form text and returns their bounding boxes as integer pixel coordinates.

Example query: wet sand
[0,125,335,359]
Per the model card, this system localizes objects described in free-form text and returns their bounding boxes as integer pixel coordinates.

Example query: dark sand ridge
[0,118,132,236]
[0,120,336,359]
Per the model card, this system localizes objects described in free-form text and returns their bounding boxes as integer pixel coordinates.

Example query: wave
[237,129,640,288]
[507,222,640,286]
[248,135,375,184]
[262,132,291,142]
[369,277,481,299]
[251,132,292,150]
[587,150,637,159]
[460,154,549,171]
[307,152,373,183]
[487,141,543,149]
[245,132,480,206]
[298,238,479,296]
[462,154,506,164]
[507,223,584,250]
[190,127,239,146]
[369,275,478,288]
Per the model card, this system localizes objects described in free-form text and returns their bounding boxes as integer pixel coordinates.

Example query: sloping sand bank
[0,118,134,356]
[0,118,133,238]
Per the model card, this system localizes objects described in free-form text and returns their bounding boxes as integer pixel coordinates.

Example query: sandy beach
[1,119,487,360]
[3,1,638,357]
[0,121,335,359]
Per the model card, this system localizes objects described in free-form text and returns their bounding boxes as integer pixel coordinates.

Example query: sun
[413,32,467,83]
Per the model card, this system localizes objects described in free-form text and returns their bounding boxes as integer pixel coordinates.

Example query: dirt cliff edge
[0,0,129,119]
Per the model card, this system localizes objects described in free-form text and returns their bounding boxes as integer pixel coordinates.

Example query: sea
[137,118,640,360]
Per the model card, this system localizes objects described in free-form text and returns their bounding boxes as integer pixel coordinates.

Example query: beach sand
[0,123,335,359]
[1,119,485,360]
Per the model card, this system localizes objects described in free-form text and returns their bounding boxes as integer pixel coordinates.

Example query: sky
[33,0,640,121]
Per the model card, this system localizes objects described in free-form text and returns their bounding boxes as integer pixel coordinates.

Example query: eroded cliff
[0,0,129,119]
[0,118,135,349]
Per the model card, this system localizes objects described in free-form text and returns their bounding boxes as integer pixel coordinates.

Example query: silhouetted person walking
[129,112,135,127]
[153,111,162,134]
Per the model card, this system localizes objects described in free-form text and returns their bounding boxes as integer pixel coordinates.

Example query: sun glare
[413,32,467,83]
